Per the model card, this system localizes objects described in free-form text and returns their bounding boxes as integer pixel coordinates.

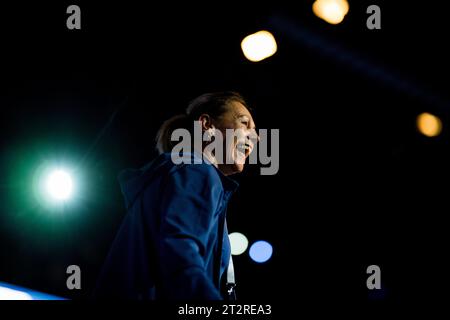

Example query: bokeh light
[45,170,73,200]
[32,161,79,209]
[241,30,277,62]
[417,112,442,137]
[249,240,273,263]
[312,0,350,25]
[229,232,249,255]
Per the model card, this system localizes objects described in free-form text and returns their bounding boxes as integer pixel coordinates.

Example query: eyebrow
[237,114,256,129]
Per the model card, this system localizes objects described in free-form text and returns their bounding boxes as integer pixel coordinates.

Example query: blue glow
[249,240,273,263]
[0,282,66,300]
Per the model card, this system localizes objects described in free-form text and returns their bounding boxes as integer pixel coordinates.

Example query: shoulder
[162,152,223,191]
[171,162,222,187]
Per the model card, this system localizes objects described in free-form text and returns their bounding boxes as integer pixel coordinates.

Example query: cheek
[223,135,238,150]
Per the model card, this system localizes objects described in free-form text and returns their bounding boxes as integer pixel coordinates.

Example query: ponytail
[155,114,190,154]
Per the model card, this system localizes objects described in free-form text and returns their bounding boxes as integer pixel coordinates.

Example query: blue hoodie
[93,152,239,300]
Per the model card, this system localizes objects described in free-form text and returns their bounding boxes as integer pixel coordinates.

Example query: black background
[1,0,449,311]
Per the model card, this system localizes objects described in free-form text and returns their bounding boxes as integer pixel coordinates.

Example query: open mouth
[236,142,253,158]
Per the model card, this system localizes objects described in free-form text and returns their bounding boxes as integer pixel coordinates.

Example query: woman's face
[213,101,259,176]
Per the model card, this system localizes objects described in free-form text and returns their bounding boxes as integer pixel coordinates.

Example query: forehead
[229,101,253,120]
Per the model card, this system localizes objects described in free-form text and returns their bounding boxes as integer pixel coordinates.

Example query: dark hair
[156,91,248,154]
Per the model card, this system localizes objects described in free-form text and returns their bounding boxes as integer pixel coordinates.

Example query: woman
[94,91,258,300]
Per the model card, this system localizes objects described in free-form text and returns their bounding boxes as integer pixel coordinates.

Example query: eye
[241,121,249,126]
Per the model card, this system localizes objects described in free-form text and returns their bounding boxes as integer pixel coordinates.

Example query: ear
[198,114,214,131]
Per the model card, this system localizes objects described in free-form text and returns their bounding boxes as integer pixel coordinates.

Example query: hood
[117,154,171,210]
[117,152,239,210]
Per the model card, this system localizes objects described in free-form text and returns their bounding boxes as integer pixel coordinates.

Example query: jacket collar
[192,151,240,195]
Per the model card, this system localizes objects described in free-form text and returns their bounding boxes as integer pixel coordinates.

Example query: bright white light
[229,232,249,255]
[313,0,350,25]
[241,30,277,62]
[0,286,33,300]
[46,170,73,200]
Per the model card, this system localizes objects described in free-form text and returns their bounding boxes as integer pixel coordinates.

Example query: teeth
[237,143,250,152]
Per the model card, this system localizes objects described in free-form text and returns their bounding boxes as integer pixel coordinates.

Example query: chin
[220,163,245,176]
[230,163,245,175]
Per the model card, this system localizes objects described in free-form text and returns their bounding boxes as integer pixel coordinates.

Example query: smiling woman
[94,92,258,300]
[157,92,259,175]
